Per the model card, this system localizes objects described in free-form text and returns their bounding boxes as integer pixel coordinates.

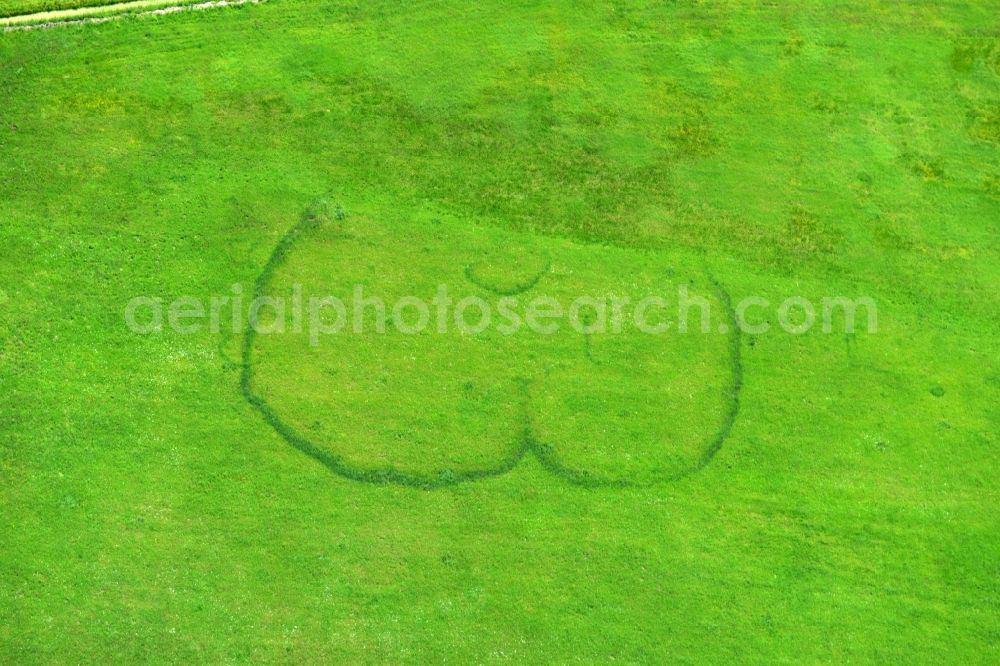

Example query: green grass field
[0,0,127,19]
[0,0,207,23]
[1,0,998,662]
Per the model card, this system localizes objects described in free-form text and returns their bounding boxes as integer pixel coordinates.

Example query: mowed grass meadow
[0,0,138,19]
[1,0,998,662]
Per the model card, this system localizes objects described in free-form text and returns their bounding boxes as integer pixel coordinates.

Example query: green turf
[0,0,204,22]
[244,200,738,487]
[1,0,126,18]
[1,0,998,662]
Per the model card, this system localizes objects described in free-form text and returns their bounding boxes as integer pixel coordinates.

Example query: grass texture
[1,0,131,18]
[0,0,998,662]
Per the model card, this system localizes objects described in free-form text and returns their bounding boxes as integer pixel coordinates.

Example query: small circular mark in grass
[930,386,945,397]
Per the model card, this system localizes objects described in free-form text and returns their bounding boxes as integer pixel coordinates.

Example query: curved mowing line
[241,199,743,489]
[463,256,552,296]
[528,276,743,487]
[239,199,530,489]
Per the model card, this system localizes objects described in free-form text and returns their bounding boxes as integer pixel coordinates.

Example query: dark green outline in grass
[240,200,742,489]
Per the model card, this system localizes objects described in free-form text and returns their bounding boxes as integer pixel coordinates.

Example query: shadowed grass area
[0,0,998,662]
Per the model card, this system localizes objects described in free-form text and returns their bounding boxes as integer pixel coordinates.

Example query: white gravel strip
[2,0,262,32]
